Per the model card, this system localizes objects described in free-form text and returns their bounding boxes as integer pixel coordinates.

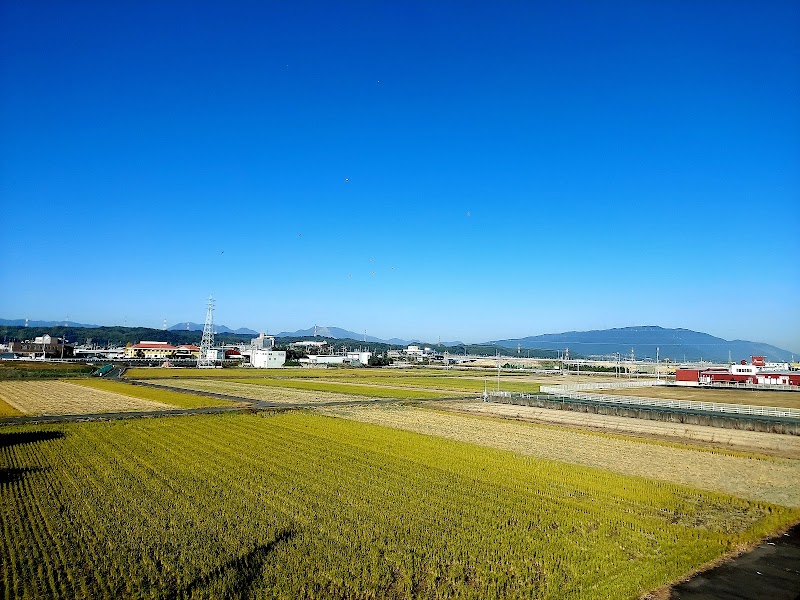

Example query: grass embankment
[71,379,236,409]
[3,412,798,599]
[0,360,94,381]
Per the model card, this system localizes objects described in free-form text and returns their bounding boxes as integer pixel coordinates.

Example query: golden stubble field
[146,378,385,405]
[442,400,800,457]
[0,381,174,415]
[319,403,800,507]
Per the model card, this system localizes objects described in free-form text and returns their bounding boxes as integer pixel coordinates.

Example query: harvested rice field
[142,377,461,400]
[70,379,238,409]
[439,400,800,458]
[0,381,175,416]
[319,403,800,507]
[142,378,386,404]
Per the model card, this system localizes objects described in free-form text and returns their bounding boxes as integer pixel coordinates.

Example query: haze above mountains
[1,319,796,363]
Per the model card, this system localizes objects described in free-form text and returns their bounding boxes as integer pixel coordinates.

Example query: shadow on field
[0,430,65,448]
[169,528,296,599]
[0,466,47,484]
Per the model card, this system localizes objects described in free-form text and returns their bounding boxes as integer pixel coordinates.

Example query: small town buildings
[9,334,74,358]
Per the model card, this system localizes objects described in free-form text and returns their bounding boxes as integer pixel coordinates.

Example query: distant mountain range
[0,318,102,328]
[272,326,463,347]
[489,326,796,363]
[168,322,259,336]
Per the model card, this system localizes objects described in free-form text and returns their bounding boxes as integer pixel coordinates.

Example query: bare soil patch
[320,403,800,507]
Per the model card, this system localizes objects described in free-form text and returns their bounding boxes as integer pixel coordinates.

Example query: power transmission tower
[197,295,216,368]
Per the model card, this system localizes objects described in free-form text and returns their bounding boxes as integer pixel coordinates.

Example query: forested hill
[490,326,795,363]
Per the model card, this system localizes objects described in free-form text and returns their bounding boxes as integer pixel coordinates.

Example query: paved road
[671,524,800,599]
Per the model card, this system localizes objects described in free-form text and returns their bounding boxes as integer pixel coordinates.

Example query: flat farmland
[442,400,800,459]
[321,404,800,507]
[125,367,454,380]
[0,381,175,416]
[3,412,798,599]
[70,379,238,409]
[140,376,493,401]
[594,385,800,410]
[127,366,542,387]
[145,378,389,404]
[228,378,464,399]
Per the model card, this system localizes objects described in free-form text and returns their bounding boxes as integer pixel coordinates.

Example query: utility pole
[496,350,501,392]
[656,347,660,382]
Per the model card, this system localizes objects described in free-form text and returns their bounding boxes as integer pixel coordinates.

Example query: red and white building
[124,341,201,359]
[676,356,800,388]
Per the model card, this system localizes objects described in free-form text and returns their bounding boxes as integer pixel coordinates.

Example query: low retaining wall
[488,394,800,435]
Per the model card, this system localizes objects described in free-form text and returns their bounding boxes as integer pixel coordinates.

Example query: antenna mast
[197,295,215,368]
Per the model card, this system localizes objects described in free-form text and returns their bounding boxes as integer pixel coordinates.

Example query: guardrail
[540,381,663,393]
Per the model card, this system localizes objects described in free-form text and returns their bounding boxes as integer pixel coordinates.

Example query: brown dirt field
[0,381,174,416]
[319,403,800,507]
[144,379,383,405]
[593,385,800,409]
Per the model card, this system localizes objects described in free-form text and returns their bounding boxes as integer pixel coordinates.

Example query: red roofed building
[676,357,800,388]
[124,342,201,359]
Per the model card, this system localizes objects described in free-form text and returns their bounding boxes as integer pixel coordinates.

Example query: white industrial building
[251,349,286,368]
[300,351,372,367]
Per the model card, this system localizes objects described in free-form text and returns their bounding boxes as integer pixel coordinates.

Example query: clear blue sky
[1,1,798,351]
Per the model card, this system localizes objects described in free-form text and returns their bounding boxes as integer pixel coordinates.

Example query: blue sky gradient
[1,1,798,350]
